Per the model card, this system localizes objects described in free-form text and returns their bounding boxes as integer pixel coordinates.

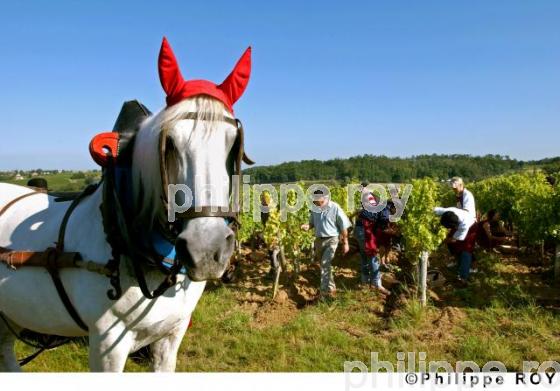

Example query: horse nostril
[175,237,188,258]
[212,232,235,263]
[176,237,187,250]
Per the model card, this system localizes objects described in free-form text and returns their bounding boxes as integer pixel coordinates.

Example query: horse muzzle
[175,218,235,281]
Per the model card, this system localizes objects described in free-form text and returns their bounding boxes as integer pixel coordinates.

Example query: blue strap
[150,231,187,274]
[114,164,187,274]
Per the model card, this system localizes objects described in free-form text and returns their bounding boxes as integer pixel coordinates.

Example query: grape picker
[301,189,351,298]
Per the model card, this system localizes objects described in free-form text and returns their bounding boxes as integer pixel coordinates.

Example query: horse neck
[60,182,113,262]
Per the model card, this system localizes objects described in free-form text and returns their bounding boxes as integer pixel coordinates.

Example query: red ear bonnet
[158,37,251,113]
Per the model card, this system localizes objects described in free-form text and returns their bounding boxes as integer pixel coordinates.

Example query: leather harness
[0,107,253,336]
[0,184,99,331]
[0,190,45,217]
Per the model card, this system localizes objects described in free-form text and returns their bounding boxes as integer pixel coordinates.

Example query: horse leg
[150,320,190,372]
[88,328,134,372]
[0,316,21,372]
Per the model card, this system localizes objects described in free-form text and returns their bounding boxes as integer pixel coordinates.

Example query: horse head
[132,37,252,282]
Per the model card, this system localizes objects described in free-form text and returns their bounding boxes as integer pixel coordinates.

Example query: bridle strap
[176,206,238,220]
[159,112,250,222]
[176,207,239,228]
[236,119,254,166]
[159,126,170,210]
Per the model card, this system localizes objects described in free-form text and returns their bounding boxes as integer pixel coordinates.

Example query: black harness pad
[112,100,152,166]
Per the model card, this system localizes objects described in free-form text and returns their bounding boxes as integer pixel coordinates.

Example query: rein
[0,311,72,367]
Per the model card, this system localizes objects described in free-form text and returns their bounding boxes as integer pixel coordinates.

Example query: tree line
[244,154,558,184]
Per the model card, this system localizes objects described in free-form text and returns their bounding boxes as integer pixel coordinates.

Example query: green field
[2,171,101,192]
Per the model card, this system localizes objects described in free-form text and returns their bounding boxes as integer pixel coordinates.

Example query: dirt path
[215,247,395,328]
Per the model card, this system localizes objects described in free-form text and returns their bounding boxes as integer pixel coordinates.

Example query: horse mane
[131,96,228,231]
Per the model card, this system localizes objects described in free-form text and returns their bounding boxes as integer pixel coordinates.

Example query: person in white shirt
[451,177,476,220]
[434,207,478,284]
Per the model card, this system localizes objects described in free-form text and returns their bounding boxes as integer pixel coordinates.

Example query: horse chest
[106,276,206,338]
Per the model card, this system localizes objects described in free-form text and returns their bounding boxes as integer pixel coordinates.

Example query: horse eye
[165,137,182,172]
[165,136,176,154]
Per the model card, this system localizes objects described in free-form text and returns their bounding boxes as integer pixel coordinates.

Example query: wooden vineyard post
[396,179,447,309]
[271,247,282,299]
[279,242,287,270]
[236,239,242,255]
[419,251,429,307]
[272,266,281,299]
[293,257,300,277]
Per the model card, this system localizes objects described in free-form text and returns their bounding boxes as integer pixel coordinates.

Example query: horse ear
[219,47,251,107]
[158,37,185,99]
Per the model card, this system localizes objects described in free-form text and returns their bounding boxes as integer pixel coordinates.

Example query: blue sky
[0,1,559,170]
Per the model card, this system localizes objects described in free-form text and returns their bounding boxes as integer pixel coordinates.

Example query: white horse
[0,38,251,371]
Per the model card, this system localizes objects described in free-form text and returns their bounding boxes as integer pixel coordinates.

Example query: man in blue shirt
[301,189,351,298]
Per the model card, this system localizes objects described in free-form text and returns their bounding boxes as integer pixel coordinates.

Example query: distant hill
[243,154,560,184]
[0,170,101,192]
